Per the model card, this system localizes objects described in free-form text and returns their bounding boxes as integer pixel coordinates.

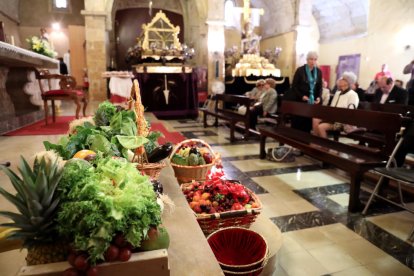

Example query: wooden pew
[258,101,403,212]
[333,102,414,146]
[200,94,254,142]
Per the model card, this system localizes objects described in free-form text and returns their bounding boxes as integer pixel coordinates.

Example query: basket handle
[169,138,216,160]
[206,208,261,219]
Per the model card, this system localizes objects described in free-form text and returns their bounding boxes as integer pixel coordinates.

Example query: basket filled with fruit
[181,170,262,235]
[170,138,217,183]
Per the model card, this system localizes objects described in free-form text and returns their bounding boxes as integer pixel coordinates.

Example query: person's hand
[302,95,309,102]
[314,98,320,104]
[263,111,268,117]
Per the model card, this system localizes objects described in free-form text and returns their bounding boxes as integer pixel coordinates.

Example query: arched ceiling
[250,0,368,42]
[312,0,368,42]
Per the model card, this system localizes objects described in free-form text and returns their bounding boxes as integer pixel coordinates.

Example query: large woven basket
[181,182,262,235]
[136,161,166,180]
[170,139,216,183]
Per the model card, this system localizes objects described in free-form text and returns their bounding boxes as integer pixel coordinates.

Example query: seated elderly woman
[312,72,359,138]
[245,79,266,100]
[249,78,278,130]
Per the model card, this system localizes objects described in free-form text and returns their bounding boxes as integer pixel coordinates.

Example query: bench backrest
[215,94,253,115]
[280,101,403,155]
[359,102,414,119]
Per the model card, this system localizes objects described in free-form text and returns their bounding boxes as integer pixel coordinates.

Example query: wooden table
[161,162,283,276]
[17,161,282,275]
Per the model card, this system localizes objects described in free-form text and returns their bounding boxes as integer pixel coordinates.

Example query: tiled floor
[1,106,414,275]
[177,118,414,275]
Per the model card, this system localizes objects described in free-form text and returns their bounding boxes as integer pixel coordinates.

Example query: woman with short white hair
[285,51,323,132]
[312,73,359,138]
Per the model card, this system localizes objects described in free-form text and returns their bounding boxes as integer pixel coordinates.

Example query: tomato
[193,205,202,213]
[251,202,260,208]
[114,233,127,248]
[86,266,99,276]
[231,202,244,211]
[104,245,120,262]
[74,255,89,271]
[201,192,211,200]
[118,248,132,262]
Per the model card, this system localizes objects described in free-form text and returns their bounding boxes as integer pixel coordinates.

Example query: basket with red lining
[181,170,262,235]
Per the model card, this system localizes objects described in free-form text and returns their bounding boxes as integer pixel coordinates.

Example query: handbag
[266,146,296,162]
[342,103,366,134]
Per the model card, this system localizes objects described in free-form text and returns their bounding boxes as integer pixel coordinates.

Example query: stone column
[81,5,108,101]
[293,0,318,68]
[206,0,225,93]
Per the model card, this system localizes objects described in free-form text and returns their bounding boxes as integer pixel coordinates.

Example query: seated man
[374,76,408,105]
[249,78,277,130]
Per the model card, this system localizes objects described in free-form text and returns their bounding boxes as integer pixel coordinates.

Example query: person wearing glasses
[245,79,266,101]
[249,78,277,130]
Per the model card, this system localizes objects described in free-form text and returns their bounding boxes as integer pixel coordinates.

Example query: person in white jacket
[312,72,359,138]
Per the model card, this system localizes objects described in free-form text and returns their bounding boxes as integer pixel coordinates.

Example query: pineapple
[0,156,68,265]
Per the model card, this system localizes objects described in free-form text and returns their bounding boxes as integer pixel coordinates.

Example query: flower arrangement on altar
[26,36,57,58]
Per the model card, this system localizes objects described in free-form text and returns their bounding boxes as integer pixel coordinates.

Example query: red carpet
[150,122,186,145]
[3,116,75,136]
[3,117,186,144]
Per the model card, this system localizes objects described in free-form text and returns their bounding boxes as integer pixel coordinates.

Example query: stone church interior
[1,0,414,275]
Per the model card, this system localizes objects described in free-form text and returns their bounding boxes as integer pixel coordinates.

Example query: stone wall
[0,0,19,22]
[318,0,414,88]
[19,0,85,27]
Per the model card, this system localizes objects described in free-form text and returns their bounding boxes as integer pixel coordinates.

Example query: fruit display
[64,226,169,275]
[0,152,167,275]
[181,170,260,214]
[171,140,214,166]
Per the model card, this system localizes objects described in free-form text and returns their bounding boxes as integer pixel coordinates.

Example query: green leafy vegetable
[116,135,148,150]
[57,157,161,264]
[94,101,117,127]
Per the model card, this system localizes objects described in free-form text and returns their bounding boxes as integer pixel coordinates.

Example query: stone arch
[105,0,206,65]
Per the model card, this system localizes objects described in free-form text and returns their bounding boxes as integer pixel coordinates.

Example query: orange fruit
[73,149,96,159]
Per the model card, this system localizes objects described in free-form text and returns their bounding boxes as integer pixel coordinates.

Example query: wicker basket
[136,161,166,180]
[170,139,217,183]
[181,182,262,235]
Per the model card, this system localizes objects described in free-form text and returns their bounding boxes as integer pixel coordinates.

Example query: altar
[0,41,58,134]
[134,65,198,118]
[126,11,198,119]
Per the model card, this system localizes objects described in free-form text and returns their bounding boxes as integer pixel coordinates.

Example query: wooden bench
[258,101,403,212]
[201,94,254,142]
[332,102,414,146]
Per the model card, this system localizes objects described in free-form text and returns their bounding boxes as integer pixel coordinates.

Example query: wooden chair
[35,69,88,125]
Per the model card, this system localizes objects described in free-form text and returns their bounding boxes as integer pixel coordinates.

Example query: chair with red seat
[35,69,88,125]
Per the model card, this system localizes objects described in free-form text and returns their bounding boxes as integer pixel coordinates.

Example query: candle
[10,35,14,45]
[164,74,167,89]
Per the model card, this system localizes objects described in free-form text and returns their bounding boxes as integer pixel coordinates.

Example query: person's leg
[317,123,334,138]
[394,137,414,166]
[249,105,263,130]
[312,118,322,136]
